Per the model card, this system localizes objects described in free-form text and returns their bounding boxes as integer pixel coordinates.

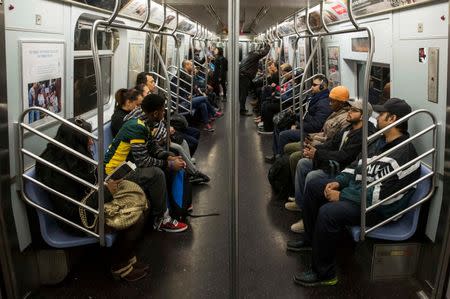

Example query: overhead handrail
[17,107,102,240]
[138,0,151,30]
[320,0,330,33]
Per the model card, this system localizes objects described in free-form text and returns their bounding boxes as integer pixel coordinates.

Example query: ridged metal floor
[34,102,423,298]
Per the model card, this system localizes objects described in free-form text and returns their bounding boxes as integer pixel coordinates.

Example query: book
[105,161,136,182]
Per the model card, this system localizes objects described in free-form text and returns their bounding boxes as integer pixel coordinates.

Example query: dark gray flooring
[34,103,423,298]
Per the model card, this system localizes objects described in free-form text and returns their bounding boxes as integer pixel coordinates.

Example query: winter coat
[335,134,421,218]
[300,89,333,134]
[308,106,351,146]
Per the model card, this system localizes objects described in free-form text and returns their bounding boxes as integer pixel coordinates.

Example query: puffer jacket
[300,89,332,134]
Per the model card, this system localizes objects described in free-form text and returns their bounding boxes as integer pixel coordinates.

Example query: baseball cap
[373,98,412,119]
[329,86,350,102]
[348,98,373,116]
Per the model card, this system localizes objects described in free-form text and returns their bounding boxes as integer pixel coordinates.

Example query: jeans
[192,96,216,124]
[278,129,301,155]
[302,177,382,279]
[170,142,197,175]
[179,126,200,156]
[294,158,329,209]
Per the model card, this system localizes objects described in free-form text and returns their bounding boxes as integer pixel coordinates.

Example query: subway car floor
[34,101,423,299]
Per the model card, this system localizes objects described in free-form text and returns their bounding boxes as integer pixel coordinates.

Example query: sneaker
[203,124,215,132]
[129,256,149,272]
[111,263,148,282]
[286,239,312,252]
[159,218,188,233]
[285,202,302,212]
[214,111,224,118]
[291,220,304,233]
[293,270,338,287]
[257,129,273,135]
[187,204,193,213]
[257,122,264,129]
[189,172,210,184]
[288,196,295,202]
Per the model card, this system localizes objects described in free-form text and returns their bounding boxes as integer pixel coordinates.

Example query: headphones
[314,75,328,91]
[318,80,325,91]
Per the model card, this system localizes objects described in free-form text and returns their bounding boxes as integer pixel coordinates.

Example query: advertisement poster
[128,43,145,87]
[327,46,341,88]
[21,41,64,125]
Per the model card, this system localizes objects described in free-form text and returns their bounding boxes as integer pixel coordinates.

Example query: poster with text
[327,46,341,88]
[22,41,64,125]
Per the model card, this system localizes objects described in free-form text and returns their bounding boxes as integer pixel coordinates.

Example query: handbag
[79,180,148,231]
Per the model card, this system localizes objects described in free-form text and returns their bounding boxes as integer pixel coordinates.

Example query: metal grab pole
[298,36,323,151]
[172,12,181,114]
[90,0,121,247]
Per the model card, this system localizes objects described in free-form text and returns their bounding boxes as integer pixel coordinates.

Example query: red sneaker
[159,218,188,233]
[214,111,224,118]
[203,123,215,132]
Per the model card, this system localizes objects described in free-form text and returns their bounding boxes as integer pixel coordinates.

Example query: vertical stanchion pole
[228,0,239,297]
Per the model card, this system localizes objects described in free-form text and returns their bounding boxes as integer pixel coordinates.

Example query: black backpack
[167,169,192,221]
[267,155,294,201]
[273,110,297,132]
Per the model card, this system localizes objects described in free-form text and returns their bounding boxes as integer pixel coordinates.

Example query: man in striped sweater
[105,94,188,233]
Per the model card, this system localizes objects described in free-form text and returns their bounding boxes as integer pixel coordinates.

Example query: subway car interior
[0,0,450,298]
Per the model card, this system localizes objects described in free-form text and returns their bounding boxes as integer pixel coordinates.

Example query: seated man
[105,94,189,233]
[288,98,420,287]
[266,75,332,162]
[286,99,376,233]
[284,86,352,177]
[175,60,222,132]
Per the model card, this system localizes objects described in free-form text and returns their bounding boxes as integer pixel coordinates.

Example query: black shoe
[286,239,312,252]
[189,172,210,184]
[293,270,338,287]
[264,155,276,163]
[240,110,253,116]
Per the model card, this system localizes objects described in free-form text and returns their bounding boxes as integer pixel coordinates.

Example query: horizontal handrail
[148,71,166,81]
[169,76,192,87]
[20,122,98,167]
[23,174,99,215]
[22,149,98,191]
[170,83,190,95]
[366,171,434,212]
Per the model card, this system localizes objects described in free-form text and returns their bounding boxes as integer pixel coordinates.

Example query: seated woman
[111,88,142,137]
[35,118,148,282]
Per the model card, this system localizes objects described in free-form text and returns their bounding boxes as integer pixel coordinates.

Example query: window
[357,63,390,104]
[73,15,118,117]
[74,57,112,116]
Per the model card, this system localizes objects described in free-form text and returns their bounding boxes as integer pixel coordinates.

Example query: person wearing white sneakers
[287,99,376,233]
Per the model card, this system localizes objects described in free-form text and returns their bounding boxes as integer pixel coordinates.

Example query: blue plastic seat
[24,168,116,248]
[350,165,432,242]
[93,121,113,161]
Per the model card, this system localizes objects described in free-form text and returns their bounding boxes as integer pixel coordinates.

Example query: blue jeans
[192,96,216,124]
[294,158,330,209]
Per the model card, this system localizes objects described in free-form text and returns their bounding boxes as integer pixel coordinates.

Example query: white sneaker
[257,122,264,129]
[291,220,304,233]
[288,197,295,202]
[285,202,302,212]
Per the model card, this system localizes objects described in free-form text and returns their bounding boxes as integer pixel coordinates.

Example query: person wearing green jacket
[289,98,421,287]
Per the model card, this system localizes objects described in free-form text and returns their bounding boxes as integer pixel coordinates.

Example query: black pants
[302,177,381,279]
[239,75,252,111]
[261,101,280,132]
[128,167,167,218]
[110,213,147,268]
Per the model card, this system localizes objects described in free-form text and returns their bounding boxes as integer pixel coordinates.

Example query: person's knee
[318,204,338,227]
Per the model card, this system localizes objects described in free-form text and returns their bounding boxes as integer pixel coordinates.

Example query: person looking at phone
[105,94,188,233]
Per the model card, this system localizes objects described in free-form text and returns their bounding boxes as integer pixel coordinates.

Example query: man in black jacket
[286,99,376,233]
[239,43,270,116]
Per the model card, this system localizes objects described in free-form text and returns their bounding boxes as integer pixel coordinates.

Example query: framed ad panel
[20,40,65,127]
[128,43,145,88]
[327,46,341,89]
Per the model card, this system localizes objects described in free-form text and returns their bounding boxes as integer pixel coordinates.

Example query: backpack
[274,110,297,132]
[267,155,294,201]
[168,169,192,220]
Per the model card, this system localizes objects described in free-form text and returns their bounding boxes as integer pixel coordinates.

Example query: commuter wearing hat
[289,98,420,287]
[286,99,377,233]
[284,85,353,175]
[268,75,332,162]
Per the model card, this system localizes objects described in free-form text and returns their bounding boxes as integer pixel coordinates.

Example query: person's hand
[308,146,316,159]
[325,182,340,192]
[271,83,276,87]
[105,179,122,195]
[171,158,186,171]
[169,126,175,135]
[324,189,340,202]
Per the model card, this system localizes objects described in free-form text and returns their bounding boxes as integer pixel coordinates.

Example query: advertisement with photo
[327,46,341,88]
